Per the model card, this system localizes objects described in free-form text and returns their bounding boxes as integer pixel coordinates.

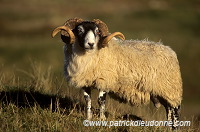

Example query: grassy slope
[0,0,200,131]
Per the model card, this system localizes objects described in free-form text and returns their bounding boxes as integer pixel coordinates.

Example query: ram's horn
[103,32,125,45]
[92,19,109,37]
[52,26,75,44]
[52,18,84,44]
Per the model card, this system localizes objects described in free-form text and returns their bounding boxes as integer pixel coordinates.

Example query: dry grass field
[0,0,200,131]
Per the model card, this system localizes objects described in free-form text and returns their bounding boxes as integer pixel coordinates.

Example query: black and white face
[74,22,101,51]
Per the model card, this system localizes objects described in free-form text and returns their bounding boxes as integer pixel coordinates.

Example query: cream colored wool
[64,39,182,107]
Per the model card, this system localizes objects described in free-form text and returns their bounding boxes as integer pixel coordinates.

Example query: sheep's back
[105,39,182,106]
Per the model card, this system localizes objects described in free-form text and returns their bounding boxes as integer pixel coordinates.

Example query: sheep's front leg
[83,87,92,120]
[98,90,107,120]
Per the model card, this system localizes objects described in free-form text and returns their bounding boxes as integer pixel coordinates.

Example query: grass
[0,91,198,132]
[0,63,199,132]
[0,0,200,131]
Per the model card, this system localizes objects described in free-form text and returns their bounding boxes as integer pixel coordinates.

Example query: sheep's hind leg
[98,90,107,120]
[83,87,92,120]
[156,96,181,130]
[166,105,181,130]
[166,106,173,122]
[171,105,181,130]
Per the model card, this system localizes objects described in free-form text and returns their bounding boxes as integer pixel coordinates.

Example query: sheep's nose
[88,43,94,48]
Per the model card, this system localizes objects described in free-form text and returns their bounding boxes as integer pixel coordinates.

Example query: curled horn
[51,18,84,44]
[102,32,125,46]
[52,26,75,44]
[92,19,109,37]
[92,19,125,46]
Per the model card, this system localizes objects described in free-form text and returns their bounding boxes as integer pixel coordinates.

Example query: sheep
[52,18,183,129]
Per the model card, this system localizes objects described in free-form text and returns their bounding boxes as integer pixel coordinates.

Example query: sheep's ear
[52,26,75,44]
[59,28,71,44]
[61,35,70,44]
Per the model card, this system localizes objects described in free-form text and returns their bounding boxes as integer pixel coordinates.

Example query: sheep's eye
[77,26,84,34]
[95,28,101,35]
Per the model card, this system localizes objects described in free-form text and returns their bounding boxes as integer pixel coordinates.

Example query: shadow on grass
[0,89,143,120]
[0,89,85,113]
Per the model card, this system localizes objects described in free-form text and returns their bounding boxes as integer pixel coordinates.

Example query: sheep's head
[52,18,125,51]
